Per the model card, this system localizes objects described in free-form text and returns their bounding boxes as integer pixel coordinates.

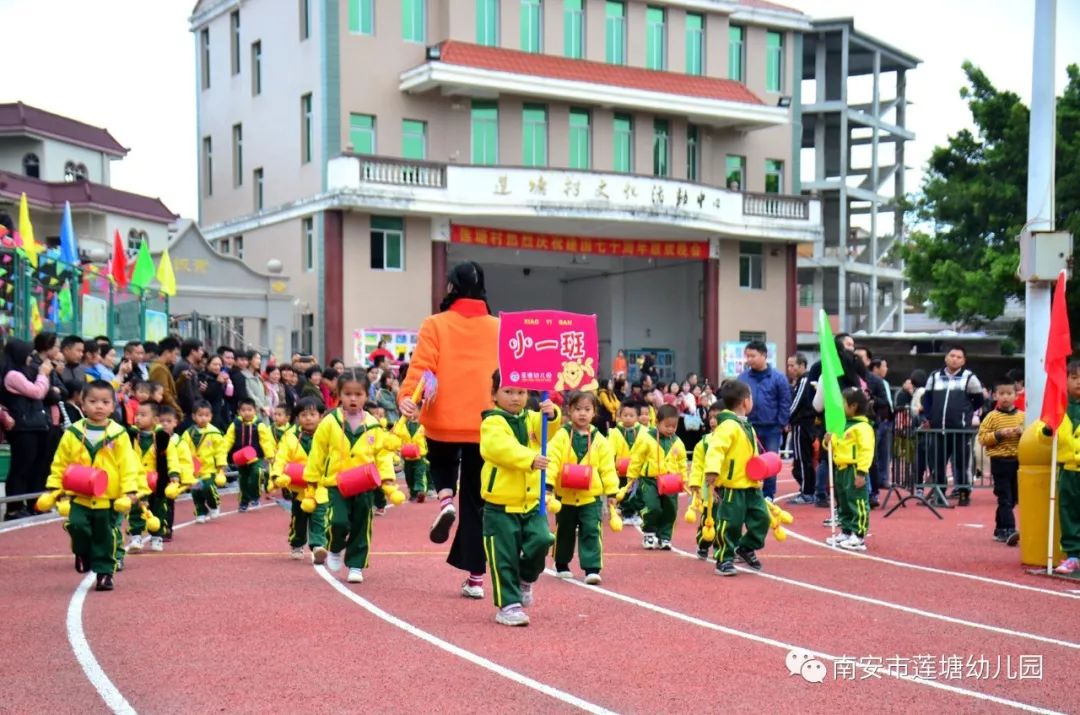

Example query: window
[520,0,542,53]
[686,125,699,182]
[219,237,230,255]
[371,216,404,271]
[605,1,625,65]
[232,123,243,187]
[402,119,427,160]
[200,28,210,89]
[470,100,498,165]
[402,0,425,43]
[799,283,814,307]
[739,242,763,290]
[202,137,213,196]
[302,217,314,271]
[725,154,745,190]
[685,13,704,75]
[645,6,665,70]
[728,25,744,82]
[22,153,39,178]
[230,11,241,75]
[299,0,311,40]
[251,41,262,95]
[652,119,669,177]
[522,104,547,167]
[765,159,784,193]
[128,229,141,253]
[349,0,374,34]
[568,108,590,169]
[349,113,375,154]
[300,93,313,163]
[301,313,314,354]
[613,113,633,172]
[254,168,264,210]
[739,330,766,342]
[766,31,784,92]
[476,0,498,45]
[564,0,584,59]
[234,235,244,260]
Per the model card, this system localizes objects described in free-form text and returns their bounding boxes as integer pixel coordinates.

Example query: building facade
[191,0,823,380]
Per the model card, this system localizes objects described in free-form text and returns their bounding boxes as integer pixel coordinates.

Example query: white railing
[742,192,810,220]
[358,156,446,188]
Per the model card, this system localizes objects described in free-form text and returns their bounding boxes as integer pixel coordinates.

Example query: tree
[903,62,1080,329]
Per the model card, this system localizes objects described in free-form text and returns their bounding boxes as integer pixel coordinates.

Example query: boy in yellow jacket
[304,371,396,584]
[392,416,429,502]
[47,381,139,592]
[183,400,227,524]
[700,380,769,576]
[548,391,619,584]
[823,388,876,552]
[608,401,643,525]
[158,405,193,538]
[1038,360,1080,574]
[479,370,559,626]
[688,403,724,559]
[223,397,277,512]
[126,402,180,554]
[272,397,329,562]
[628,404,687,551]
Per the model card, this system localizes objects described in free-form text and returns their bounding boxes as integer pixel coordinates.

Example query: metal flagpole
[1047,434,1059,575]
[828,442,837,545]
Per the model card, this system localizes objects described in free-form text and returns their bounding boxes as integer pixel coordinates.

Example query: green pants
[191,478,220,516]
[289,496,328,549]
[127,502,146,536]
[327,486,374,569]
[696,492,720,550]
[638,477,677,541]
[66,502,121,575]
[147,494,171,539]
[1059,468,1080,558]
[404,459,429,496]
[618,477,639,517]
[482,503,551,608]
[238,463,262,504]
[835,466,870,538]
[373,485,387,509]
[715,487,769,564]
[554,499,603,572]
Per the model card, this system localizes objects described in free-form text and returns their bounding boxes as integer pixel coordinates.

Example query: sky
[1,0,1078,220]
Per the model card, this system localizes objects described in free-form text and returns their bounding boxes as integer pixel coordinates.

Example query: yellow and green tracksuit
[129,428,181,539]
[182,424,227,517]
[163,431,193,531]
[392,417,429,497]
[223,418,277,505]
[47,419,139,575]
[548,425,618,573]
[832,416,875,538]
[272,429,327,550]
[689,436,713,551]
[628,428,687,541]
[479,407,561,608]
[303,410,395,569]
[608,423,642,517]
[1038,401,1080,559]
[702,412,769,564]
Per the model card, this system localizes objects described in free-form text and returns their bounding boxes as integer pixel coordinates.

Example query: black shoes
[74,554,89,573]
[95,573,114,591]
[735,547,762,571]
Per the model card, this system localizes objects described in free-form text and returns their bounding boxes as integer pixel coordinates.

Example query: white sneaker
[325,550,343,572]
[556,569,574,579]
[840,534,867,551]
[290,547,304,560]
[126,535,143,552]
[825,533,846,546]
[642,533,659,550]
[584,573,602,586]
[150,537,164,552]
[312,546,328,565]
[195,515,208,524]
[347,568,364,583]
[429,503,457,544]
[461,580,485,599]
[659,540,673,551]
[624,515,643,527]
[520,582,534,607]
[495,605,530,627]
[209,507,221,520]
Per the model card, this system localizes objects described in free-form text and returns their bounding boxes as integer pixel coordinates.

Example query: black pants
[6,430,49,513]
[990,457,1018,532]
[932,431,972,492]
[427,439,486,575]
[790,422,816,496]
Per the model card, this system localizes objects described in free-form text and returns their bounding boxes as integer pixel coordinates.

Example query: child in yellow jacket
[392,416,429,502]
[548,391,618,584]
[183,400,227,523]
[479,370,559,626]
[608,401,643,525]
[272,397,328,562]
[126,402,180,554]
[46,381,139,592]
[223,397,277,512]
[688,403,724,559]
[628,404,688,551]
[157,405,192,536]
[823,388,876,552]
[1038,360,1080,574]
[303,371,396,584]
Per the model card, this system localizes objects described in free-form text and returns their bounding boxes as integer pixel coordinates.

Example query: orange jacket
[399,298,498,444]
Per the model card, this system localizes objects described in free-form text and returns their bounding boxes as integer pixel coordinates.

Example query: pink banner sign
[498,311,600,392]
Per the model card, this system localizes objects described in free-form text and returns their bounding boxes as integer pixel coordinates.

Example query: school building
[191,0,830,381]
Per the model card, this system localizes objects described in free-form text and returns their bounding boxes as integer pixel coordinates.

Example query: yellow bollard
[1017,422,1064,567]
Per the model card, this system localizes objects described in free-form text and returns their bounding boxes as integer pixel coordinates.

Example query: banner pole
[1047,434,1059,575]
[828,442,837,546]
[540,390,549,516]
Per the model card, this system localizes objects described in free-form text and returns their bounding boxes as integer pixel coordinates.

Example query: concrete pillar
[323,210,343,363]
[704,256,719,384]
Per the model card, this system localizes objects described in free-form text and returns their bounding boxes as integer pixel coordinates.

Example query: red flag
[80,278,90,296]
[1041,270,1072,433]
[110,229,128,288]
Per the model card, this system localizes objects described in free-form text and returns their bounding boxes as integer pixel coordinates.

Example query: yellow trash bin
[1017,422,1064,567]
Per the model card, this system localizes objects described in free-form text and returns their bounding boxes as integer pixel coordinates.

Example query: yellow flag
[156,248,177,296]
[17,193,41,268]
[30,300,43,334]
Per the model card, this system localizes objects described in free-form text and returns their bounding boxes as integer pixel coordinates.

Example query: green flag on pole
[58,282,73,321]
[130,238,155,291]
[817,309,847,437]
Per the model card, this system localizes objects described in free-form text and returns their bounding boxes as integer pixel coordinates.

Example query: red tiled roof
[436,42,766,106]
[737,0,805,15]
[0,102,127,156]
[0,171,176,223]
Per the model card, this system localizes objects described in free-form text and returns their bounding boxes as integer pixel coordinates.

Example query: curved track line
[313,565,616,715]
[546,571,1062,715]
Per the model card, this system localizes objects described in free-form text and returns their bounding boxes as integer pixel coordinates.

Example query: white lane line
[548,572,1062,715]
[314,566,616,715]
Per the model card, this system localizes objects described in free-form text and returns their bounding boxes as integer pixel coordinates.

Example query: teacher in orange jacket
[399,262,499,600]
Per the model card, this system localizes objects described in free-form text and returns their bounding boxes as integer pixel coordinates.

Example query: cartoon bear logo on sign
[555,357,598,392]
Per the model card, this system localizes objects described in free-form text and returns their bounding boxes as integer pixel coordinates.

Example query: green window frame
[402,119,427,160]
[568,108,590,169]
[766,31,784,92]
[613,113,633,172]
[521,0,542,53]
[470,100,499,165]
[402,0,425,43]
[645,6,665,70]
[729,25,744,82]
[522,104,548,167]
[371,216,404,271]
[765,159,784,193]
[605,1,625,65]
[686,125,699,182]
[739,242,763,290]
[300,93,313,164]
[476,0,498,46]
[349,0,374,35]
[564,0,584,59]
[685,13,704,75]
[725,154,745,190]
[349,113,375,154]
[652,118,670,177]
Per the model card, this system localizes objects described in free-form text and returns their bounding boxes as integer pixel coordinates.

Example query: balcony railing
[743,192,810,220]
[358,156,446,188]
